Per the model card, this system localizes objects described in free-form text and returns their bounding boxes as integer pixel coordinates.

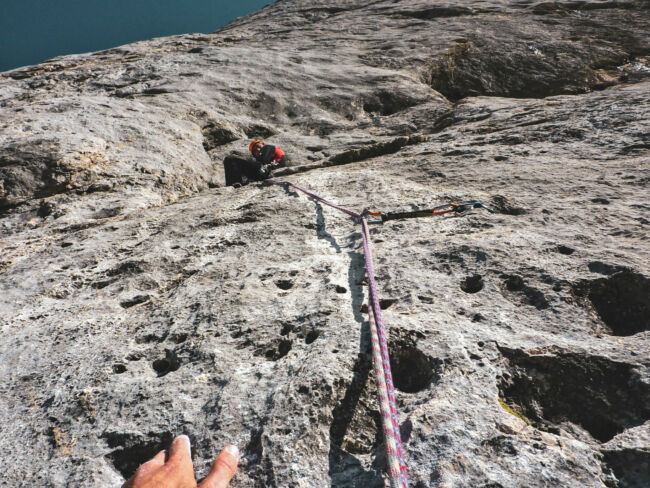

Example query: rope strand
[361,217,409,486]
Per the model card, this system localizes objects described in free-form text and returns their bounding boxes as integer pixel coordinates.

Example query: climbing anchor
[363,201,494,224]
[264,178,495,488]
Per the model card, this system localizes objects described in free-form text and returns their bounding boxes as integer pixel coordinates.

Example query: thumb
[198,445,240,488]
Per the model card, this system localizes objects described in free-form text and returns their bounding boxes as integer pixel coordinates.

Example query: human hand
[122,435,239,488]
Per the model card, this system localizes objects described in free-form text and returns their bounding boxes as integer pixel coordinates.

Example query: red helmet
[249,139,264,155]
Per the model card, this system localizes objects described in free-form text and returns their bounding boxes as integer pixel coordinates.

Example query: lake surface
[0,0,273,72]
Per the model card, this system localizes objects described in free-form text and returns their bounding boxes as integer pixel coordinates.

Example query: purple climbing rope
[267,178,408,487]
[367,294,404,487]
[266,178,361,219]
[361,217,409,487]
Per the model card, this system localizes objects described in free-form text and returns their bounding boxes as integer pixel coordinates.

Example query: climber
[249,139,290,174]
[223,139,290,187]
[122,435,239,488]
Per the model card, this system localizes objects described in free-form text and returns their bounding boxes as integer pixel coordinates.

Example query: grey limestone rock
[1,1,649,487]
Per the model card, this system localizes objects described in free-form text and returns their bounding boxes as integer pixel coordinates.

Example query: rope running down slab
[266,178,408,487]
[362,216,409,487]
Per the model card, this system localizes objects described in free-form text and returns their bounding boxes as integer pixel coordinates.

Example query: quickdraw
[364,201,494,224]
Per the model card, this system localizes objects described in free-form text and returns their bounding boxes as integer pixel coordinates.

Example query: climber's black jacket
[255,144,289,168]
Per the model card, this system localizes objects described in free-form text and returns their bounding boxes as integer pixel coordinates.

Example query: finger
[167,435,192,466]
[199,445,240,488]
[162,436,197,488]
[121,450,166,487]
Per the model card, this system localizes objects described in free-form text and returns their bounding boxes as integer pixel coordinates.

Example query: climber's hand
[122,435,239,488]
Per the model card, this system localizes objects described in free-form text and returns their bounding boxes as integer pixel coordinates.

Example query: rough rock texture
[1,1,649,487]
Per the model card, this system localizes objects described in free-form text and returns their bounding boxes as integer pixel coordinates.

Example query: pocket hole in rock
[112,364,127,374]
[280,323,293,336]
[574,271,649,336]
[120,295,150,309]
[335,285,347,294]
[263,339,293,360]
[490,195,527,215]
[379,298,398,310]
[278,339,292,357]
[171,333,188,344]
[498,347,650,443]
[37,200,55,218]
[275,279,294,290]
[505,275,525,292]
[305,330,320,344]
[555,245,574,255]
[504,275,549,310]
[359,299,398,313]
[389,346,435,393]
[461,274,484,293]
[104,431,174,480]
[92,279,115,289]
[152,350,180,377]
[591,197,610,204]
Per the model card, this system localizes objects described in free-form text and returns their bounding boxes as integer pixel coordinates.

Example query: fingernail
[224,444,240,459]
[177,435,191,450]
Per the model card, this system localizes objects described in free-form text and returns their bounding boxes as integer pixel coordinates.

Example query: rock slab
[1,1,649,487]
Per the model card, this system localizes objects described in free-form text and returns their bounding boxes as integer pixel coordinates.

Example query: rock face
[1,1,649,486]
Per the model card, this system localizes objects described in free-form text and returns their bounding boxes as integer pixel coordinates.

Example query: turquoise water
[0,0,273,72]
